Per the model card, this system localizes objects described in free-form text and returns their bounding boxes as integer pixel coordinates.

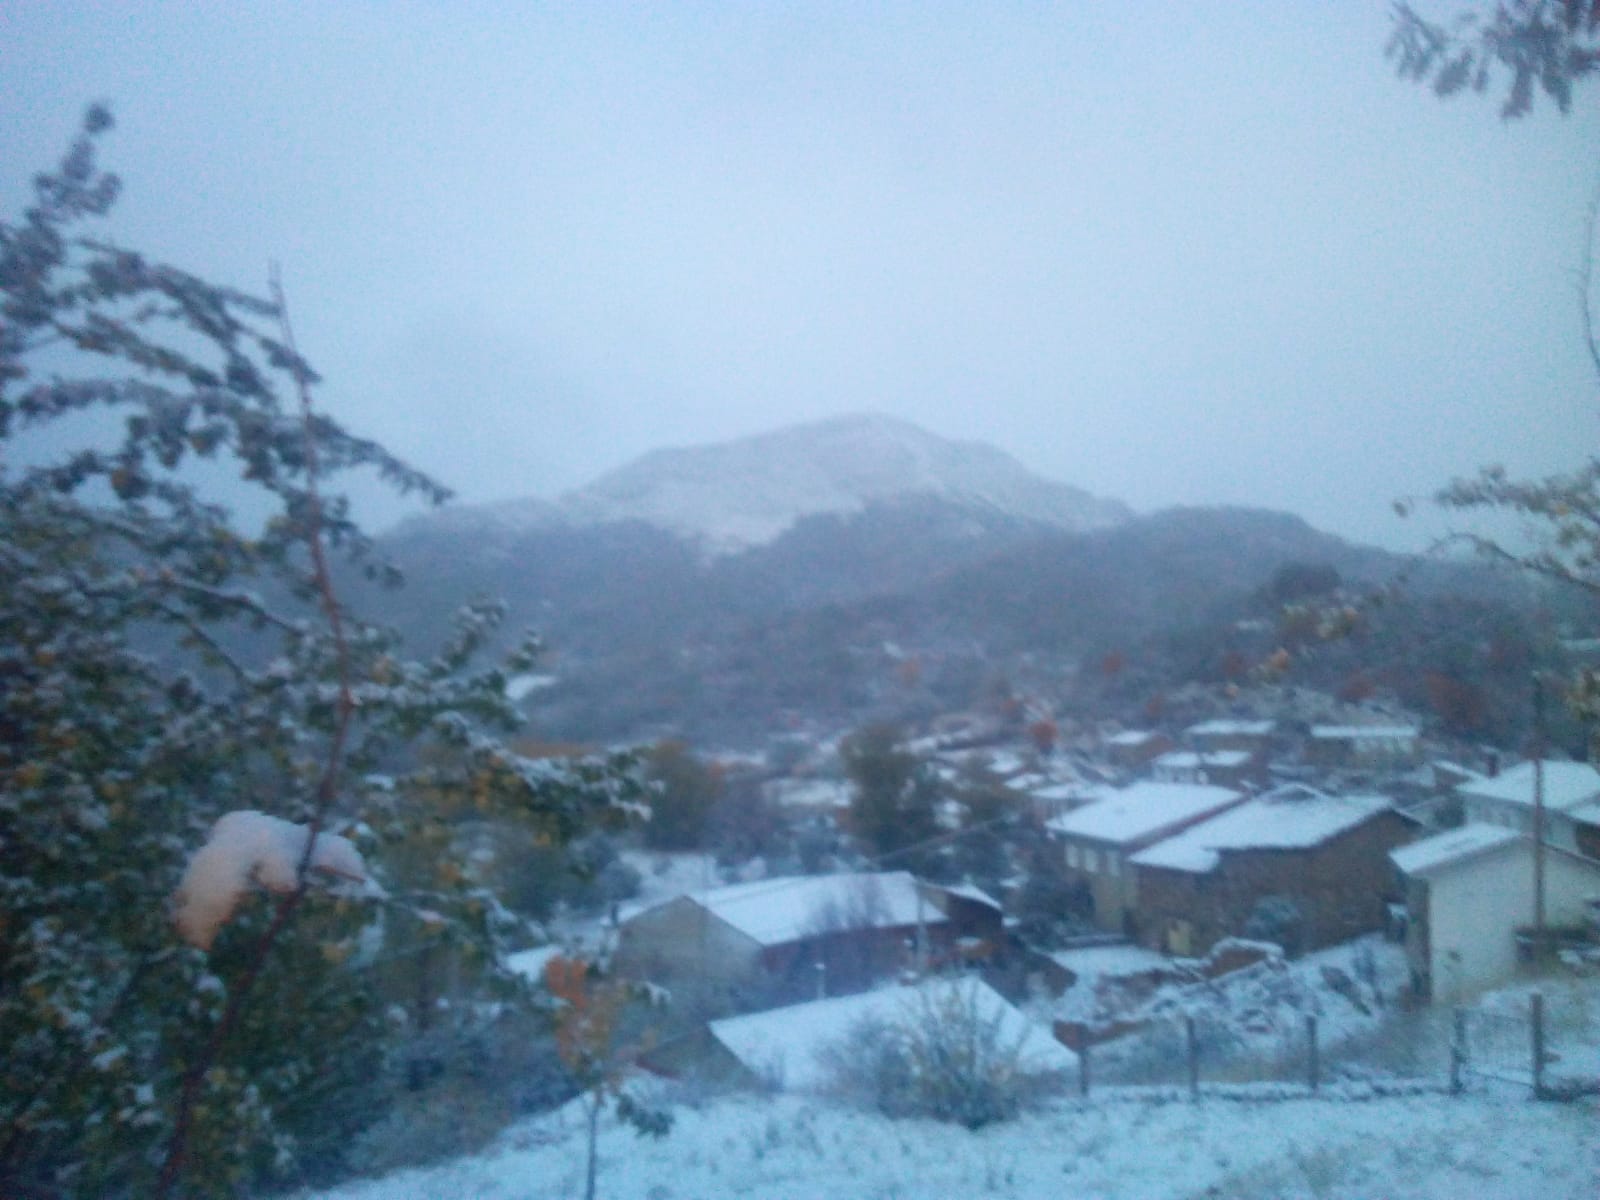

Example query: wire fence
[1066,986,1599,1102]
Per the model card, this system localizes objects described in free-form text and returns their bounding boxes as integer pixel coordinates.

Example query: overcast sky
[2,2,1595,551]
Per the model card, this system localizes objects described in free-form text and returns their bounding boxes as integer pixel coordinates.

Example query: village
[504,683,1600,1103]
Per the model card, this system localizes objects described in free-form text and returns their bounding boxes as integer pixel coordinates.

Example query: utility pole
[1532,675,1547,963]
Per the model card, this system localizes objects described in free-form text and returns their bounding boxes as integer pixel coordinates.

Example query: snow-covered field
[305,1086,1597,1200]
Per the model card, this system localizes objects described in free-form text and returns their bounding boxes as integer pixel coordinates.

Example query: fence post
[1449,1007,1466,1095]
[1079,1033,1091,1098]
[1531,992,1545,1100]
[1185,1015,1199,1101]
[1306,1014,1319,1094]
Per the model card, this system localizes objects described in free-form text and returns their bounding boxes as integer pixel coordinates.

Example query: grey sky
[2,2,1595,551]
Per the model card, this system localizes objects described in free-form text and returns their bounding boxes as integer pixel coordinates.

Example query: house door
[1165,919,1193,956]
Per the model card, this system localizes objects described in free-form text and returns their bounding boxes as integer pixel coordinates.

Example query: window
[1066,844,1080,869]
[1085,847,1100,874]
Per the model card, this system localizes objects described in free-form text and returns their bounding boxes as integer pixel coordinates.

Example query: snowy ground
[303,1086,1598,1200]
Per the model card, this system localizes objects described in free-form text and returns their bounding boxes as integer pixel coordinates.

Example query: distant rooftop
[1046,781,1244,846]
[1155,749,1253,768]
[1457,761,1600,813]
[1131,792,1394,874]
[629,871,945,947]
[1186,719,1274,737]
[1310,724,1419,740]
[1106,730,1162,746]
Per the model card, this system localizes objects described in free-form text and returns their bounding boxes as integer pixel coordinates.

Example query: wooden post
[1531,991,1546,1099]
[1079,1033,1091,1098]
[1306,1014,1319,1093]
[1449,1008,1467,1095]
[1185,1015,1199,1100]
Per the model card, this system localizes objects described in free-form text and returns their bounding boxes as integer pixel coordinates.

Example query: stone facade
[1132,810,1414,956]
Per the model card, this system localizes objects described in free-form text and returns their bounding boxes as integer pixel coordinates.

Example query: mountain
[368,422,1552,749]
[394,414,1129,557]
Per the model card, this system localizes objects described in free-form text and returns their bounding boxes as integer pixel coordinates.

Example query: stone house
[1391,823,1600,1004]
[1129,787,1415,957]
[1044,782,1246,936]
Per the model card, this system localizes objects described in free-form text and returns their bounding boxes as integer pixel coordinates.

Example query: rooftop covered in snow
[1457,761,1600,813]
[1045,782,1244,847]
[1389,822,1522,877]
[628,871,947,947]
[1130,792,1396,874]
[1185,719,1275,738]
[708,977,1075,1089]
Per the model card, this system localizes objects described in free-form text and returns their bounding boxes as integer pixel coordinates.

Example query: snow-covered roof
[1106,730,1161,746]
[1570,800,1600,827]
[708,978,1075,1089]
[762,777,853,810]
[1457,761,1600,813]
[1185,719,1274,737]
[1310,724,1419,740]
[1045,782,1244,846]
[1154,749,1253,769]
[645,871,947,947]
[1130,793,1395,874]
[939,882,1002,911]
[1389,823,1522,877]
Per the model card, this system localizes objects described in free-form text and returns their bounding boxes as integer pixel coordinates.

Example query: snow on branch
[172,810,370,951]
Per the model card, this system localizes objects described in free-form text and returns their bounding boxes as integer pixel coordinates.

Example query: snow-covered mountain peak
[555,413,1129,553]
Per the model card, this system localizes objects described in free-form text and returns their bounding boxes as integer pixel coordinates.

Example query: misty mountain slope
[367,419,1545,745]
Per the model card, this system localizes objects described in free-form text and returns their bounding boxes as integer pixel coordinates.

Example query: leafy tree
[1389,0,1600,118]
[1390,4,1600,748]
[639,740,722,850]
[544,956,670,1200]
[840,723,943,874]
[0,108,635,1197]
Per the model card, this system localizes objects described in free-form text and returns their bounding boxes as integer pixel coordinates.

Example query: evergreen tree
[0,107,636,1197]
[840,723,943,875]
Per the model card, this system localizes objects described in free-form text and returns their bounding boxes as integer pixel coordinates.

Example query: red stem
[155,269,356,1197]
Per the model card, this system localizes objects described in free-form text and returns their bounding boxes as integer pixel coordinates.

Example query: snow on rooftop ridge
[553,413,1128,555]
[708,977,1075,1089]
[1390,822,1523,877]
[1130,793,1394,874]
[1310,724,1419,739]
[1185,719,1274,737]
[1457,760,1600,812]
[682,870,947,946]
[1046,781,1245,846]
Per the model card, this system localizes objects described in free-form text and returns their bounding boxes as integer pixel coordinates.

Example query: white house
[1391,823,1600,1004]
[1456,761,1600,854]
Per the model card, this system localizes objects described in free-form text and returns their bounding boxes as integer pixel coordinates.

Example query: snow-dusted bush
[0,109,638,1198]
[822,983,1052,1129]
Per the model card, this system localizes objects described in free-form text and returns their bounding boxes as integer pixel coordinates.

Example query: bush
[821,982,1051,1129]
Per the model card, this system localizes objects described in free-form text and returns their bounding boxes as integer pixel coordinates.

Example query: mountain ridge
[393,413,1129,555]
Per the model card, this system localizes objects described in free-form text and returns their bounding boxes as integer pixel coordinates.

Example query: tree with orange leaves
[544,956,670,1200]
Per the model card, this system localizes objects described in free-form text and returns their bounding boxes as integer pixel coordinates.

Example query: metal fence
[1068,988,1596,1101]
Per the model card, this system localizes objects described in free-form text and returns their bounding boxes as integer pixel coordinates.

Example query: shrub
[822,981,1051,1129]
